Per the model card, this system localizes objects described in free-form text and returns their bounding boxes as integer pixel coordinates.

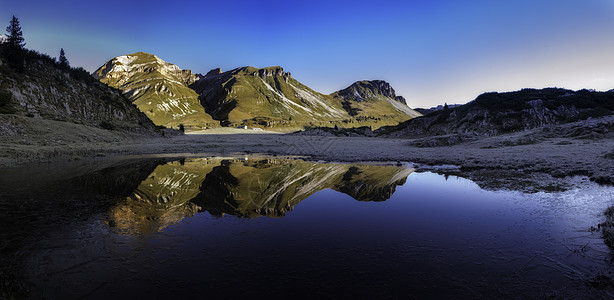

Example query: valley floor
[2,114,613,193]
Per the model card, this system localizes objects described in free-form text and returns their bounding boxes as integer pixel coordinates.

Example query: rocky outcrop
[335,80,403,103]
[332,80,421,120]
[94,52,200,86]
[382,88,614,138]
[0,48,157,133]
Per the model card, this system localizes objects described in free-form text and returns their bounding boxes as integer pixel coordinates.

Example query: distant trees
[443,102,449,110]
[58,48,69,69]
[179,124,185,133]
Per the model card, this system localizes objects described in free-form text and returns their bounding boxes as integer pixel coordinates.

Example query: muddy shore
[2,120,613,193]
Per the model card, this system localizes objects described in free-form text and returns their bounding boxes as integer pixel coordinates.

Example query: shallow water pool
[1,157,613,298]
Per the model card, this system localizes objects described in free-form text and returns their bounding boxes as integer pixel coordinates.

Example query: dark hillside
[0,45,158,133]
[380,88,614,138]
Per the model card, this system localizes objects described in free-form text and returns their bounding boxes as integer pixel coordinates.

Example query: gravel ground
[2,115,613,192]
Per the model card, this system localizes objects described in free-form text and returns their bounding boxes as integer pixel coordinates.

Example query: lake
[1,156,614,299]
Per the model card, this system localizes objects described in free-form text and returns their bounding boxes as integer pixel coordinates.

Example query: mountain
[381,88,614,138]
[414,104,462,115]
[94,52,421,130]
[190,66,349,129]
[332,80,421,123]
[192,69,421,129]
[93,52,217,129]
[0,46,157,136]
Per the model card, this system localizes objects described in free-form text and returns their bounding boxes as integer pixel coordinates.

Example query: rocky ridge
[381,88,614,138]
[95,52,421,130]
[332,80,422,119]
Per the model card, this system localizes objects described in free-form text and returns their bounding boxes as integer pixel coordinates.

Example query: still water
[1,157,614,299]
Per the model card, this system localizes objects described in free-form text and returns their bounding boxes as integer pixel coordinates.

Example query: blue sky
[2,0,614,107]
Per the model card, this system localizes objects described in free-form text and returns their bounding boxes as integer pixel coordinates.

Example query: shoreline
[2,114,613,193]
[3,129,613,193]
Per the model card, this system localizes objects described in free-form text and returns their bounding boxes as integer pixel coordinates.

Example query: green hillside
[191,66,349,129]
[332,80,422,127]
[94,52,217,129]
[94,52,422,130]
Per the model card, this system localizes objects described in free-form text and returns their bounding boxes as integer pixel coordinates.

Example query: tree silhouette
[58,48,69,69]
[5,15,25,71]
[5,15,25,49]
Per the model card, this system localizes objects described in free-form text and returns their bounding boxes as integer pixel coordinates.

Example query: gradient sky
[2,0,614,107]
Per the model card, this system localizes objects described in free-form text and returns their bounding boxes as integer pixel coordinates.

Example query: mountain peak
[93,52,214,128]
[94,52,197,85]
[231,66,292,79]
[332,80,420,119]
[204,68,223,78]
[335,80,404,103]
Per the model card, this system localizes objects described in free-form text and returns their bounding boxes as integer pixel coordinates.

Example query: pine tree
[443,102,449,110]
[6,15,25,49]
[5,15,25,71]
[58,48,69,69]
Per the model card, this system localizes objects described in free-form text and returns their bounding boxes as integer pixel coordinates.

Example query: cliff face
[382,88,614,138]
[94,52,217,129]
[332,80,421,123]
[0,49,157,133]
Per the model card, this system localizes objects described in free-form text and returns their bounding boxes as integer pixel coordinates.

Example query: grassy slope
[331,80,422,128]
[194,67,422,130]
[194,67,348,129]
[95,52,217,129]
[94,52,421,131]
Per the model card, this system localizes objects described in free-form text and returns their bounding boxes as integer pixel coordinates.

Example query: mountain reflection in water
[108,158,413,234]
[3,156,614,299]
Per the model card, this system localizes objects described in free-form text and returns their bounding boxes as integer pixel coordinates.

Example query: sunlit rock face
[190,66,349,129]
[108,158,414,233]
[94,52,217,129]
[94,52,421,131]
[192,69,421,130]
